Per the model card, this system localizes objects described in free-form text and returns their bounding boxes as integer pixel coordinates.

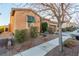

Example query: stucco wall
[10,10,40,33]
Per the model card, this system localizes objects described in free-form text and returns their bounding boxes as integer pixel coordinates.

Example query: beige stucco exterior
[62,22,76,28]
[42,19,58,33]
[9,8,41,33]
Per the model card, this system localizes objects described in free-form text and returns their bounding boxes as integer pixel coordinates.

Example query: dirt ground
[0,33,58,56]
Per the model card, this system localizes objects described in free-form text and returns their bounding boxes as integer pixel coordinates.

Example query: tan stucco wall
[9,16,15,33]
[10,10,40,33]
[62,22,73,28]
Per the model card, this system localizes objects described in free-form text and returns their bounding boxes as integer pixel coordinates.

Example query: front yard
[0,32,58,56]
[1,31,79,56]
[45,38,79,56]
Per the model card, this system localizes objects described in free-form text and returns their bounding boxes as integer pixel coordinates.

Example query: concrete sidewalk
[14,35,71,56]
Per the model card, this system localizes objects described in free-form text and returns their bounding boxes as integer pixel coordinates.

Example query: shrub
[30,27,38,38]
[62,26,76,32]
[41,22,48,33]
[64,38,76,48]
[15,29,30,43]
[0,26,4,33]
[62,28,66,32]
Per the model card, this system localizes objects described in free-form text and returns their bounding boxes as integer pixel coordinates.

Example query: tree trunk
[58,21,63,53]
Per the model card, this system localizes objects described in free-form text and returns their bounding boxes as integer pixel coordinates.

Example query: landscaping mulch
[45,40,79,56]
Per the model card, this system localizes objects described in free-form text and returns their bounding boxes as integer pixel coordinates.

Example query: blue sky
[0,3,25,26]
[0,3,12,25]
[0,3,34,26]
[0,3,79,26]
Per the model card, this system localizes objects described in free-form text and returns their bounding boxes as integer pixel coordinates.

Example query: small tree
[41,22,48,33]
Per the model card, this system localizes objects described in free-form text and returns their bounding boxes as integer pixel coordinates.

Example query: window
[27,16,35,23]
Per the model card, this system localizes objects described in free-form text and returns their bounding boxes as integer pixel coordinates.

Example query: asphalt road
[0,47,8,55]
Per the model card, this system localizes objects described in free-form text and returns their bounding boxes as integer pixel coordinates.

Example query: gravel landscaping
[45,39,79,56]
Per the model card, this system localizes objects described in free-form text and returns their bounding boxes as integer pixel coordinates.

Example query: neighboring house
[41,18,49,27]
[48,20,58,33]
[42,18,77,33]
[62,21,76,28]
[9,8,41,33]
[42,18,49,23]
[42,18,58,33]
[70,22,78,28]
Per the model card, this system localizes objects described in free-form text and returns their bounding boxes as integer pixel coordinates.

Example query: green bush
[0,27,4,33]
[62,26,76,32]
[64,38,76,48]
[41,22,48,33]
[67,27,76,32]
[15,29,30,43]
[30,27,38,38]
[62,28,67,32]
